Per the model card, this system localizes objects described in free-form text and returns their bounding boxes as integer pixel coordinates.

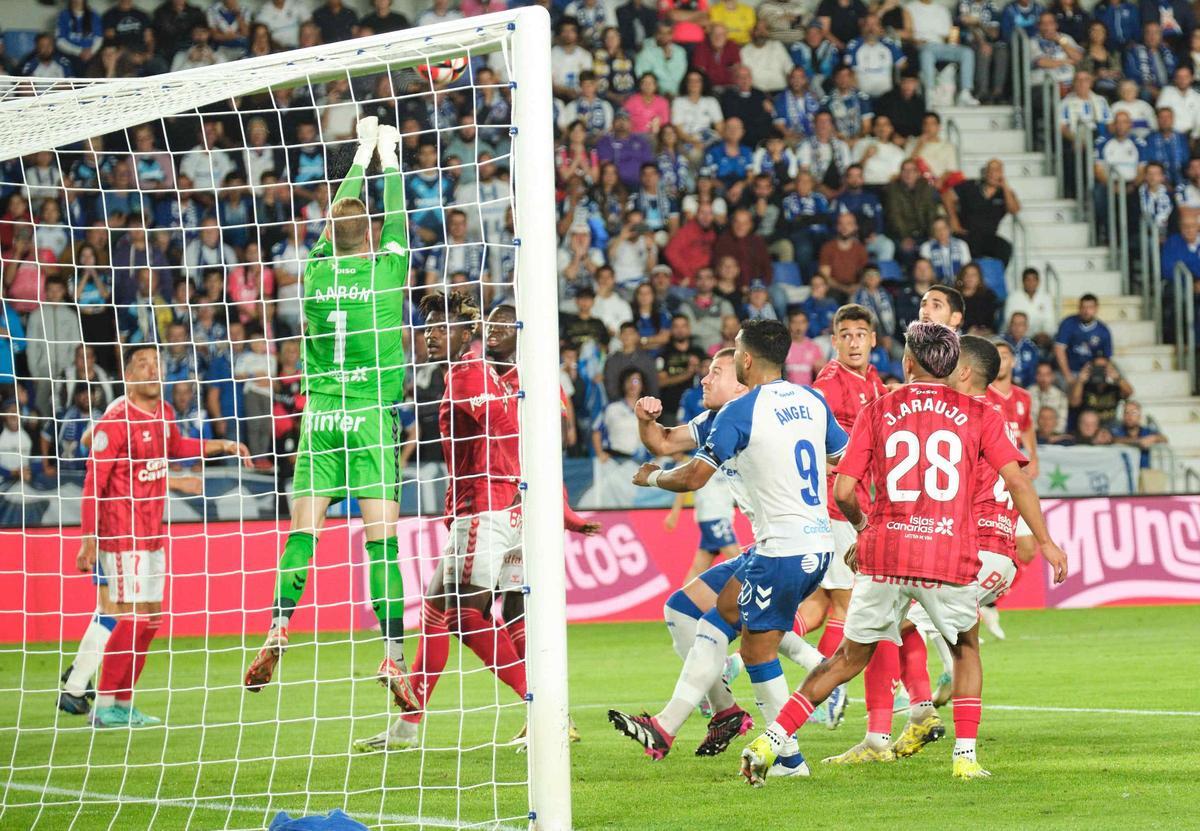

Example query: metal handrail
[1149,442,1177,488]
[945,118,963,172]
[1013,30,1033,150]
[1138,214,1161,325]
[1043,260,1064,314]
[1008,213,1029,287]
[1103,169,1131,294]
[1072,122,1095,240]
[1171,262,1197,394]
[1186,465,1200,492]
[1043,76,1063,189]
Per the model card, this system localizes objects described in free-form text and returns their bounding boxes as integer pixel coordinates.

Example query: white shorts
[819,520,858,591]
[98,549,165,604]
[844,571,979,646]
[907,551,1017,635]
[442,508,524,592]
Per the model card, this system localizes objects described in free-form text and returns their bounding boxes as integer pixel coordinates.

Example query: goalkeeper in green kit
[244,116,418,711]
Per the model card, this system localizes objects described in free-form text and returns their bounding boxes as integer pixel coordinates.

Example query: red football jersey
[838,382,1027,584]
[987,384,1032,439]
[972,396,1024,563]
[440,351,521,521]
[813,360,887,522]
[81,396,204,553]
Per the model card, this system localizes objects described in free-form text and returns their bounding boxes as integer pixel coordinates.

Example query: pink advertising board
[2,496,1197,644]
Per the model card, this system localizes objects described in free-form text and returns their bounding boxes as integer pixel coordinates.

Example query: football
[417,56,469,85]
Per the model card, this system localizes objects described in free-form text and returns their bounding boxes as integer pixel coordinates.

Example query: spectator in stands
[710,0,756,45]
[720,65,775,147]
[253,0,305,50]
[832,164,894,263]
[1031,361,1069,431]
[1094,111,1145,236]
[801,273,839,338]
[784,309,825,384]
[20,33,73,80]
[817,0,869,50]
[594,366,648,460]
[55,344,115,415]
[656,315,706,424]
[1139,0,1194,51]
[1112,400,1168,467]
[818,212,869,297]
[594,26,637,104]
[1030,11,1082,90]
[875,73,926,141]
[714,206,772,287]
[1004,311,1041,387]
[919,217,971,284]
[772,67,822,143]
[908,112,957,189]
[550,18,592,101]
[1079,21,1121,98]
[56,0,104,73]
[0,405,31,484]
[1072,407,1114,445]
[1060,71,1111,145]
[606,208,657,292]
[1156,66,1200,140]
[1123,22,1174,100]
[617,0,658,53]
[635,21,688,97]
[1143,108,1189,186]
[1094,0,1141,52]
[796,111,852,194]
[184,217,237,287]
[750,133,799,187]
[854,264,897,344]
[1036,404,1075,443]
[789,21,839,95]
[1175,156,1200,210]
[945,158,1021,265]
[625,73,671,135]
[1004,267,1058,344]
[591,266,633,340]
[894,257,935,334]
[25,274,81,418]
[740,21,794,94]
[631,281,672,349]
[560,286,612,357]
[1139,161,1174,237]
[1055,293,1113,382]
[665,201,719,281]
[416,0,460,27]
[780,172,831,276]
[957,261,1001,333]
[673,70,725,153]
[41,385,97,478]
[693,24,742,90]
[883,158,940,263]
[957,0,1006,104]
[596,110,655,188]
[605,322,660,400]
[845,14,905,99]
[206,0,249,59]
[1161,211,1200,278]
[823,65,874,145]
[683,266,737,350]
[909,0,981,106]
[559,72,615,137]
[743,279,779,320]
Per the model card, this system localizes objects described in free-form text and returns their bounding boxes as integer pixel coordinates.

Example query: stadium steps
[942,102,1200,487]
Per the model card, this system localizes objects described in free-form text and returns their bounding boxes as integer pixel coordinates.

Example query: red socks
[816,617,844,658]
[405,601,450,724]
[505,617,526,661]
[774,691,816,736]
[953,697,982,739]
[791,611,810,638]
[863,640,900,734]
[900,627,932,705]
[452,607,527,700]
[97,615,161,702]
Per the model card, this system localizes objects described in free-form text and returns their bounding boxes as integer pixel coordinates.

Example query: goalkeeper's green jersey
[301,162,409,404]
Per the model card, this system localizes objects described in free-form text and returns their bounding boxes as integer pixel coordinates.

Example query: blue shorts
[92,558,107,587]
[697,551,748,594]
[737,548,831,633]
[698,518,737,553]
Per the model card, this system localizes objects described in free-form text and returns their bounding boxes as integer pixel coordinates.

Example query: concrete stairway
[941,105,1200,487]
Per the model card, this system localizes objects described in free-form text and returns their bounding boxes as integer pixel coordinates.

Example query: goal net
[0,8,570,830]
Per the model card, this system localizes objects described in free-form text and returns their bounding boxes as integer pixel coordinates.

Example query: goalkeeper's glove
[377,124,401,170]
[353,116,379,167]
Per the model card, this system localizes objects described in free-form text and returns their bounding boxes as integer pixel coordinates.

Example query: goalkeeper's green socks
[272,532,316,630]
[366,537,407,664]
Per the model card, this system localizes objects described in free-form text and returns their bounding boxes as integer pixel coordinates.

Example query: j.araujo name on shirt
[882,394,971,427]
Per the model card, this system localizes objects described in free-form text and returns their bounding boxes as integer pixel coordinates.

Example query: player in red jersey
[740,322,1068,784]
[791,305,886,728]
[78,345,249,727]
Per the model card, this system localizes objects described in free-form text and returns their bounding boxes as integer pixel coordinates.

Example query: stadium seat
[977,257,1008,301]
[877,260,903,283]
[772,261,802,286]
[3,30,37,63]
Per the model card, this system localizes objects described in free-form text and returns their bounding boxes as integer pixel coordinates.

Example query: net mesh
[0,18,543,831]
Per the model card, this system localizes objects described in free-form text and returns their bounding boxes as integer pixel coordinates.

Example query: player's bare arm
[632,457,716,493]
[996,460,1068,583]
[635,396,697,455]
[832,470,865,531]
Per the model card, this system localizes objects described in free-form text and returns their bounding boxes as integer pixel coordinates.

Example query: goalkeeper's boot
[607,710,673,760]
[353,717,418,753]
[695,706,753,756]
[824,683,848,730]
[90,705,132,728]
[953,757,992,779]
[126,706,162,727]
[932,671,954,707]
[376,658,420,712]
[739,734,779,787]
[244,627,288,692]
[980,604,1005,640]
[892,710,945,758]
[822,738,896,765]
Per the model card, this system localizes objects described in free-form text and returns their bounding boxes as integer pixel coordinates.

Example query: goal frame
[0,7,571,829]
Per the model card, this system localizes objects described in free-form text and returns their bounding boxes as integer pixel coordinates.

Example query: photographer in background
[1068,354,1133,427]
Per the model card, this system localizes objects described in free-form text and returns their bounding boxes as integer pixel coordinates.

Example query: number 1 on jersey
[326,309,348,365]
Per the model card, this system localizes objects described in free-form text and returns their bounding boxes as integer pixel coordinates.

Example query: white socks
[64,613,116,696]
[866,731,891,749]
[663,605,699,662]
[778,631,824,670]
[656,616,731,735]
[954,738,977,760]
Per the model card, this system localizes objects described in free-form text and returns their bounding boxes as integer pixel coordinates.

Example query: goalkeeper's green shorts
[292,392,401,502]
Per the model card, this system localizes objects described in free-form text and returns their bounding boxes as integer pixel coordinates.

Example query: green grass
[2,606,1198,830]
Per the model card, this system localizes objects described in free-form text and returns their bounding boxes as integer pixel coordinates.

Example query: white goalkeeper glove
[353,116,379,167]
[376,124,400,170]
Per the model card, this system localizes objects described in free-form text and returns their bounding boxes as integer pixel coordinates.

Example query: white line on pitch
[573,701,1200,717]
[1,782,526,831]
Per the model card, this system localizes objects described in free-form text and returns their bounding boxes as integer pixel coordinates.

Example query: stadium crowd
[0,0,1182,502]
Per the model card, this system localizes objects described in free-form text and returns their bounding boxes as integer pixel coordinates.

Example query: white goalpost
[0,7,570,830]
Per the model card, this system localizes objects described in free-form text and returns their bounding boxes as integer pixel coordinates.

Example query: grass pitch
[2,605,1198,830]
